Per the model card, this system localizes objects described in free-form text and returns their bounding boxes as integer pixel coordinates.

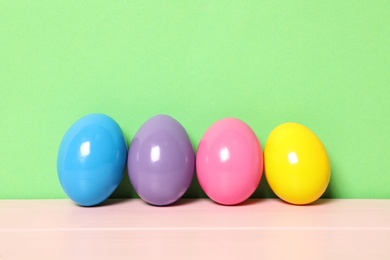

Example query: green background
[1,1,389,199]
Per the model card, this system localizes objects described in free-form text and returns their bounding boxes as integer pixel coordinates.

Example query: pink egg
[196,118,263,205]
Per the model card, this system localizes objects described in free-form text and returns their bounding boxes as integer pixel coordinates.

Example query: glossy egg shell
[57,114,127,206]
[196,118,263,205]
[264,122,331,205]
[128,115,195,206]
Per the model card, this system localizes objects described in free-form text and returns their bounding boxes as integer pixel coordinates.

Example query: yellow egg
[264,122,330,205]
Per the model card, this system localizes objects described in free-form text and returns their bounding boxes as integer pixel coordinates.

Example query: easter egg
[128,115,195,206]
[264,122,331,205]
[196,118,263,205]
[57,114,127,206]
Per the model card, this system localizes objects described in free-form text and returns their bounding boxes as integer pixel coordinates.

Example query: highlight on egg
[196,118,263,205]
[264,122,331,205]
[57,113,127,206]
[127,114,195,206]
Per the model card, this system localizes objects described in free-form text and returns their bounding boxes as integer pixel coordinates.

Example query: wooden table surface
[1,199,389,259]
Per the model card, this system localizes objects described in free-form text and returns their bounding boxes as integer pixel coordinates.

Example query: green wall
[1,1,389,199]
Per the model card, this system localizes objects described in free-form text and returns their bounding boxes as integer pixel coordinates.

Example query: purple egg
[128,115,195,206]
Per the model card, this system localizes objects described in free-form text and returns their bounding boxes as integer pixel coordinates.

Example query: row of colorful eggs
[57,114,330,207]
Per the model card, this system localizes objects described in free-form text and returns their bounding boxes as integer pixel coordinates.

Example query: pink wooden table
[1,199,389,259]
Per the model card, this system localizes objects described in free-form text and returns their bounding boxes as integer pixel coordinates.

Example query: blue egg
[57,114,127,206]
